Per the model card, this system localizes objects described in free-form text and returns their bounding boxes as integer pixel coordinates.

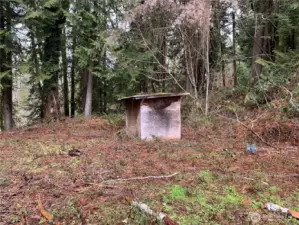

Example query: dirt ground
[0,113,298,225]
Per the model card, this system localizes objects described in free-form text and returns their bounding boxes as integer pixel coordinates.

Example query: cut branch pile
[234,111,299,146]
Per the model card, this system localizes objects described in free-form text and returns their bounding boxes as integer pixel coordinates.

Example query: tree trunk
[159,34,167,92]
[232,11,237,87]
[222,60,225,87]
[80,69,88,112]
[62,27,69,117]
[35,35,45,120]
[0,1,6,131]
[1,2,13,131]
[219,40,225,87]
[205,36,210,116]
[0,96,3,130]
[2,75,13,131]
[251,0,274,83]
[84,70,93,118]
[103,83,107,113]
[29,27,44,120]
[251,14,263,82]
[70,33,76,117]
[99,84,103,113]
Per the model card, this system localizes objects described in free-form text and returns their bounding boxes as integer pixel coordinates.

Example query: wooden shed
[120,93,189,140]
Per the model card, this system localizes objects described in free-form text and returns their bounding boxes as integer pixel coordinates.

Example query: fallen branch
[101,172,179,184]
[79,173,179,192]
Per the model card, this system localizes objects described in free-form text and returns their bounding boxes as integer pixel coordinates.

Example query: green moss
[170,185,187,201]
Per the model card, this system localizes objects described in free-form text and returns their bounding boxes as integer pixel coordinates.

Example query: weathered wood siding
[125,99,141,137]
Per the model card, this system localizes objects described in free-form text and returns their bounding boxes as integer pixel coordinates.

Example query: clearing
[0,112,298,225]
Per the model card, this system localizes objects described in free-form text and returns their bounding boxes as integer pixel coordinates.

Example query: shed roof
[119,93,189,101]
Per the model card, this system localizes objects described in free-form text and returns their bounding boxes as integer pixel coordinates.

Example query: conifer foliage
[0,0,299,129]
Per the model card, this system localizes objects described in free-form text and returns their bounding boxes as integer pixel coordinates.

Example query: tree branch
[102,172,179,184]
[138,30,194,99]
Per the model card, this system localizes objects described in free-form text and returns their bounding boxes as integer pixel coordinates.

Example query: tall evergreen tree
[0,1,16,130]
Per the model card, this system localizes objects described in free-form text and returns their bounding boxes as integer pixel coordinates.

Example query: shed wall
[139,97,181,140]
[125,100,141,136]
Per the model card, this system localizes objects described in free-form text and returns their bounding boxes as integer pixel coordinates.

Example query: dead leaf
[125,196,132,204]
[37,194,54,221]
[289,209,299,219]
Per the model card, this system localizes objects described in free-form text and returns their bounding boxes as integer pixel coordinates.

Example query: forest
[0,0,298,129]
[0,0,299,224]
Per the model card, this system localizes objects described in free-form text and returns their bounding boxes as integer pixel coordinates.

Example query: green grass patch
[170,185,187,201]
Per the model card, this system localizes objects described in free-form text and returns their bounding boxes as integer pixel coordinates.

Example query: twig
[71,133,102,139]
[268,173,299,178]
[0,211,18,214]
[239,176,269,185]
[236,173,298,183]
[241,176,255,181]
[102,172,179,184]
[78,173,179,193]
